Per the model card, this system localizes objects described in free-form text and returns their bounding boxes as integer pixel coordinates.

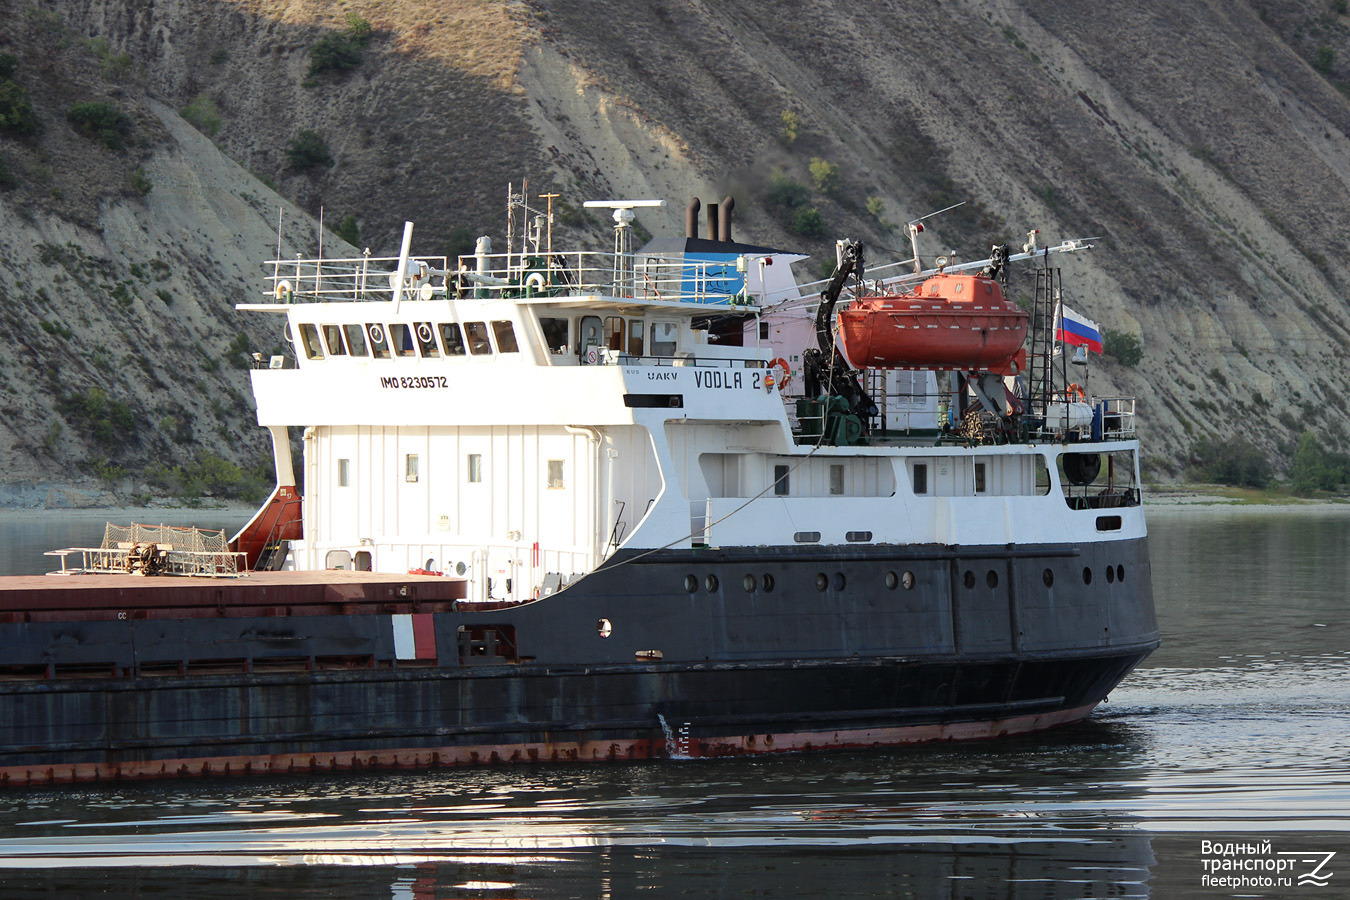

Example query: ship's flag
[1054,303,1103,354]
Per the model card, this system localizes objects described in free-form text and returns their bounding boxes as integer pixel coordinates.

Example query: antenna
[582,199,667,296]
[905,201,966,274]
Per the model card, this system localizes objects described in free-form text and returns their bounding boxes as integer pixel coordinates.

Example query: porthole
[597,618,612,638]
[705,574,719,593]
[833,572,846,591]
[456,561,467,576]
[902,571,915,590]
[743,574,757,593]
[1116,564,1125,582]
[815,573,828,592]
[986,570,999,589]
[1043,568,1054,587]
[684,574,698,593]
[1082,567,1093,585]
[963,570,976,590]
[762,574,775,593]
[885,571,899,590]
[1106,565,1115,584]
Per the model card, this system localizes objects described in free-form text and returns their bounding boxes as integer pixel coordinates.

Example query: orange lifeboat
[837,272,1028,373]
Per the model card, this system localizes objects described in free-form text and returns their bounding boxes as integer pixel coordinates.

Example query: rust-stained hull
[0,542,1158,787]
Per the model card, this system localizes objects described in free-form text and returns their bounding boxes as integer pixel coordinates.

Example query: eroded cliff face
[2,0,1349,503]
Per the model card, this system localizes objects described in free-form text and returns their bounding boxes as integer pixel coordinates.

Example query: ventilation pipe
[686,198,701,239]
[718,196,735,243]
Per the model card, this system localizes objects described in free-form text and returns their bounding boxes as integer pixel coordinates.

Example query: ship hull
[0,538,1158,786]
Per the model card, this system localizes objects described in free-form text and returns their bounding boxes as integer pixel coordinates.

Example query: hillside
[3,0,1350,504]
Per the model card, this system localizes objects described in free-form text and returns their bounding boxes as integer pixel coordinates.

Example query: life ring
[369,323,386,345]
[524,272,546,295]
[768,357,791,389]
[416,322,434,344]
[1067,383,1086,402]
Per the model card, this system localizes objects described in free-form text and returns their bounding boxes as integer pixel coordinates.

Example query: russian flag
[1054,303,1103,354]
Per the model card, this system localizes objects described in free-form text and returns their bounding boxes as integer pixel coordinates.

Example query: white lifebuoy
[369,324,386,345]
[416,323,434,344]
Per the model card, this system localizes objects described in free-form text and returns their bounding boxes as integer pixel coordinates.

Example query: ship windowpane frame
[415,322,440,357]
[579,315,603,360]
[773,464,790,496]
[651,321,678,357]
[465,321,492,355]
[367,323,391,359]
[439,322,466,356]
[974,462,987,494]
[322,324,347,356]
[605,317,625,352]
[343,324,368,356]
[547,459,565,489]
[389,323,417,358]
[829,464,844,495]
[912,463,928,495]
[468,453,482,483]
[627,320,644,356]
[491,320,519,353]
[541,317,570,354]
[405,453,419,483]
[298,323,325,360]
[759,321,770,340]
[338,458,350,487]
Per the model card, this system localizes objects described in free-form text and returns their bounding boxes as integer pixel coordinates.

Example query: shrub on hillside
[768,171,810,208]
[181,94,222,137]
[67,101,132,150]
[286,129,334,172]
[0,79,38,136]
[809,157,840,195]
[1103,329,1143,367]
[334,214,360,247]
[1188,435,1270,488]
[308,13,373,77]
[792,206,825,238]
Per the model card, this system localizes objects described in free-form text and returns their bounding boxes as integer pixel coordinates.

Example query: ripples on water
[0,508,1347,898]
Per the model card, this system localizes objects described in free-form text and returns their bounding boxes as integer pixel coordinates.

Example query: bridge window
[415,322,439,357]
[389,324,417,358]
[911,463,928,495]
[773,464,790,496]
[547,459,565,489]
[468,454,482,483]
[829,464,844,495]
[405,454,419,483]
[651,321,678,357]
[322,325,347,355]
[541,317,569,354]
[338,458,350,486]
[439,323,466,356]
[298,323,324,360]
[465,322,492,355]
[367,323,391,359]
[491,320,519,353]
[343,324,368,356]
[627,320,644,356]
[605,317,625,352]
[975,462,987,494]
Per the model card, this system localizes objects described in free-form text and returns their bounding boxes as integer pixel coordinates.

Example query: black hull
[0,539,1158,785]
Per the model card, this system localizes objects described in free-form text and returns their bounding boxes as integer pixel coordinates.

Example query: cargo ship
[0,194,1158,785]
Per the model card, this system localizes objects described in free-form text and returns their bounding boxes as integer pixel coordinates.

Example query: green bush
[334,214,360,247]
[1336,0,1348,14]
[286,129,334,172]
[1102,330,1143,367]
[0,152,15,190]
[180,94,221,137]
[791,206,825,238]
[779,110,800,146]
[0,79,38,135]
[57,386,137,449]
[67,101,132,150]
[0,53,16,80]
[808,157,840,195]
[1316,45,1334,75]
[444,226,476,261]
[308,13,373,77]
[768,171,810,208]
[131,166,152,196]
[1188,435,1270,488]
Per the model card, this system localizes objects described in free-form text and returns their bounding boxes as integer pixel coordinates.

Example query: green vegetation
[180,94,222,137]
[1336,0,1348,15]
[334,214,360,247]
[778,109,800,146]
[67,101,132,151]
[286,129,334,172]
[1102,329,1143,367]
[808,157,839,195]
[131,166,152,196]
[39,319,72,339]
[226,333,253,369]
[0,52,16,79]
[444,226,476,261]
[0,78,38,136]
[1288,429,1350,495]
[865,195,896,232]
[84,37,132,81]
[57,387,136,449]
[792,206,825,238]
[155,288,174,305]
[1315,45,1335,75]
[1188,435,1271,488]
[768,172,810,208]
[307,13,373,78]
[0,152,15,190]
[145,452,269,502]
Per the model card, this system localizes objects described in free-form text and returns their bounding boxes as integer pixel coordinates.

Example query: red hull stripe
[0,702,1097,787]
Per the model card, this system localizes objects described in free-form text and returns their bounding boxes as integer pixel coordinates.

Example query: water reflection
[0,508,1347,897]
